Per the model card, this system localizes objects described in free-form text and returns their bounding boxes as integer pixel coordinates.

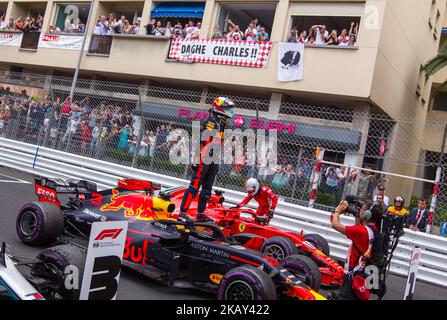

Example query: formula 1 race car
[165,187,345,289]
[0,242,84,300]
[15,177,326,300]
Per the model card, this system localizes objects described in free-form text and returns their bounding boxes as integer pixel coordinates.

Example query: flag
[278,42,304,81]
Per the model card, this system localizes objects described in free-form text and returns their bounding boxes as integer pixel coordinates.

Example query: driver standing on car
[178,97,235,223]
[233,178,278,225]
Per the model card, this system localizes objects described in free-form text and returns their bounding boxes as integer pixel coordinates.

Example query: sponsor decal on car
[238,224,246,232]
[209,273,223,285]
[100,190,171,221]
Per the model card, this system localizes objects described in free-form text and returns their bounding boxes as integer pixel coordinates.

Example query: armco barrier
[1,137,447,288]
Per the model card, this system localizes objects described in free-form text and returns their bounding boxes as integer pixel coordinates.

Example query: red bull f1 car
[165,187,345,288]
[15,177,326,300]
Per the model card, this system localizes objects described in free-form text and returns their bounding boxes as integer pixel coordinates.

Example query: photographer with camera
[331,196,384,300]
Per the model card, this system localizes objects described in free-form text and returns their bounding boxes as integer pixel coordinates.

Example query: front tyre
[260,236,298,261]
[16,202,64,246]
[303,234,330,256]
[31,244,86,300]
[281,254,321,292]
[217,265,277,300]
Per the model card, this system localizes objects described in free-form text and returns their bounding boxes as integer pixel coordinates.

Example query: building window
[288,16,361,47]
[215,2,276,41]
[52,3,91,34]
[432,92,447,112]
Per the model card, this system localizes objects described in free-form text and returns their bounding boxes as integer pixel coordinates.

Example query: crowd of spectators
[0,86,186,163]
[48,18,86,34]
[288,22,359,47]
[93,14,141,36]
[144,19,201,38]
[212,18,269,41]
[0,15,43,32]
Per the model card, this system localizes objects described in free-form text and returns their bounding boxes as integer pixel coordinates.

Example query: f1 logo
[95,228,123,241]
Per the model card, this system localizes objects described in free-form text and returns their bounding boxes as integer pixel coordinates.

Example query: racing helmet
[394,196,405,208]
[245,178,260,195]
[211,97,235,120]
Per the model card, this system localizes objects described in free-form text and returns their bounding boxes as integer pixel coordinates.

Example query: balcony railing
[88,35,112,55]
[20,31,40,50]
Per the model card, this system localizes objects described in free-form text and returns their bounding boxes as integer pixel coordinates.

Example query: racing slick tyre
[303,234,330,256]
[16,202,64,246]
[260,236,298,261]
[31,244,86,300]
[281,254,321,292]
[217,265,277,300]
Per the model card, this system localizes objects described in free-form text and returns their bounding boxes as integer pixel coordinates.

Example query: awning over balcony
[151,2,206,19]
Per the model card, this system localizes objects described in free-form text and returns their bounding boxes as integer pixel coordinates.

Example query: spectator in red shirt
[331,199,384,300]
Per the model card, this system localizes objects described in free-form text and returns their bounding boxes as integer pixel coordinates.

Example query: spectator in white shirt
[244,23,258,41]
[164,21,173,37]
[0,16,7,30]
[373,186,390,206]
[310,24,329,45]
[191,22,201,39]
[184,20,196,39]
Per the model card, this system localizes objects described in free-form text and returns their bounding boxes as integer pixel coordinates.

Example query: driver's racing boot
[177,212,194,224]
[196,213,213,223]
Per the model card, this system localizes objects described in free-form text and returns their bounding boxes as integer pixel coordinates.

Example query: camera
[344,195,365,217]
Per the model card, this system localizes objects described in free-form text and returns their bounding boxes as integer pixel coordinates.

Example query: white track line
[0,173,32,184]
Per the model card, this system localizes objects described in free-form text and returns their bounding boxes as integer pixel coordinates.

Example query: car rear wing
[35,177,98,207]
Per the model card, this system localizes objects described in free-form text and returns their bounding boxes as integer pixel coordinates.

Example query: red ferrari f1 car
[165,187,345,289]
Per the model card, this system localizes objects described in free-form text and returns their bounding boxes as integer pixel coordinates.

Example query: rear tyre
[16,202,64,246]
[260,236,298,261]
[31,244,86,300]
[217,265,277,300]
[304,234,330,256]
[281,254,321,292]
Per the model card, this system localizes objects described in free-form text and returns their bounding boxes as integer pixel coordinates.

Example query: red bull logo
[100,190,174,221]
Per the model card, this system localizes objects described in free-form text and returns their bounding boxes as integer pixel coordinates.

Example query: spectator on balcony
[122,20,134,34]
[64,18,75,33]
[212,24,223,39]
[7,17,15,30]
[184,20,197,39]
[15,18,25,31]
[310,24,328,45]
[338,28,350,46]
[0,16,7,30]
[244,22,258,41]
[192,22,201,39]
[173,22,183,37]
[144,19,156,35]
[164,21,173,37]
[152,20,164,36]
[97,16,109,36]
[49,24,61,33]
[257,26,269,41]
[347,34,357,47]
[75,19,86,33]
[288,28,299,43]
[326,30,339,45]
[228,24,243,41]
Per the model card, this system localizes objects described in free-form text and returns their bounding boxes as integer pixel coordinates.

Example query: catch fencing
[1,71,447,231]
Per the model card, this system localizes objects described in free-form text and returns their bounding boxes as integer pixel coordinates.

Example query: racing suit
[180,115,226,216]
[237,186,278,218]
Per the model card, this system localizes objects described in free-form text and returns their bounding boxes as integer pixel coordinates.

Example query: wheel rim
[226,281,254,300]
[20,211,37,236]
[264,244,286,260]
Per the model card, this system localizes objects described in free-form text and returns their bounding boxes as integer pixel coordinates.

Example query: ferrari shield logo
[238,224,245,232]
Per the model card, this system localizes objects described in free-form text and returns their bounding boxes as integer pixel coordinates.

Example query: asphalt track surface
[1,165,446,300]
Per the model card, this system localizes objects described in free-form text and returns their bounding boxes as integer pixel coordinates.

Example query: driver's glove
[255,215,269,225]
[268,209,275,219]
